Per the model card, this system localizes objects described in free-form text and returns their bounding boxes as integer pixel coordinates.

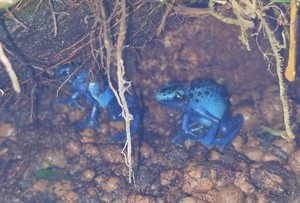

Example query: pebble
[288,150,300,176]
[183,162,215,194]
[215,185,244,203]
[0,123,17,143]
[127,194,155,203]
[81,169,95,182]
[43,150,67,168]
[83,143,100,157]
[99,176,120,192]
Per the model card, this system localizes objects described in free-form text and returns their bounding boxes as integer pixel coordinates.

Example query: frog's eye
[61,67,71,75]
[174,92,185,101]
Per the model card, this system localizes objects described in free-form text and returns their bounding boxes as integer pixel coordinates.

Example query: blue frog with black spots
[156,79,243,151]
[53,63,140,141]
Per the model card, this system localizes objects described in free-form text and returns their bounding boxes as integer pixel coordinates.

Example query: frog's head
[52,64,72,77]
[52,63,88,86]
[156,82,189,110]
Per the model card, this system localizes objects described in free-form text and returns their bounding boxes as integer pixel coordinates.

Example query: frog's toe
[78,119,99,129]
[69,102,85,110]
[210,134,238,151]
[55,98,70,105]
[56,98,85,110]
[171,132,189,147]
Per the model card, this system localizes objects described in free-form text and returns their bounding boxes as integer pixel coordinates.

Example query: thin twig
[157,0,176,36]
[5,10,29,29]
[175,5,211,16]
[47,0,69,37]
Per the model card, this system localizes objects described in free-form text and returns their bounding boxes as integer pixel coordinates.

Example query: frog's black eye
[174,92,185,101]
[62,67,71,75]
[175,92,181,99]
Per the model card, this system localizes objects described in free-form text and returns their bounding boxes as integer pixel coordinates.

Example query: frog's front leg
[56,91,85,110]
[211,114,243,151]
[78,101,99,128]
[194,122,219,146]
[172,113,191,146]
[172,111,218,146]
[188,108,220,144]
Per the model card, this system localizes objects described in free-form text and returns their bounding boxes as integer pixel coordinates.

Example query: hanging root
[116,0,135,185]
[208,0,295,140]
[96,0,135,184]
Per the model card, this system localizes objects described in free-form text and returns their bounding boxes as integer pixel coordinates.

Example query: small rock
[179,196,207,203]
[288,150,300,176]
[80,128,96,143]
[65,139,81,157]
[127,194,155,203]
[62,190,79,203]
[183,162,215,194]
[234,172,255,194]
[140,143,154,159]
[233,104,260,132]
[99,176,120,192]
[215,185,244,203]
[81,169,95,182]
[43,150,67,168]
[83,143,100,157]
[0,123,17,143]
[50,180,73,198]
[102,145,123,163]
[250,161,296,196]
[29,179,49,194]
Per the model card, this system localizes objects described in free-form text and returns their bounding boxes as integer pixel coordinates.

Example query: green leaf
[270,0,290,3]
[0,0,21,9]
[34,167,73,180]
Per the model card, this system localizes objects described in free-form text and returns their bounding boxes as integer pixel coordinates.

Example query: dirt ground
[0,2,300,203]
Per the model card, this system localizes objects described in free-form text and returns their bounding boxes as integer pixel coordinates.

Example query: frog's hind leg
[195,122,219,146]
[211,114,244,151]
[172,113,192,146]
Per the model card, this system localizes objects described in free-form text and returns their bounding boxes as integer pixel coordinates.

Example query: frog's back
[189,79,228,120]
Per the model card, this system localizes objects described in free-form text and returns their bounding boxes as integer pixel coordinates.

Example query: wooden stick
[0,44,20,93]
[285,0,298,82]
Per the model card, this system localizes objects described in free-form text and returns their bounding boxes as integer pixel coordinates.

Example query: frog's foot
[210,114,244,151]
[78,119,99,129]
[56,91,85,110]
[56,97,85,110]
[171,132,189,147]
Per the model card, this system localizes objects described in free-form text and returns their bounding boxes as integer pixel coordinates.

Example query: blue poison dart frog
[156,79,243,151]
[53,63,140,141]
